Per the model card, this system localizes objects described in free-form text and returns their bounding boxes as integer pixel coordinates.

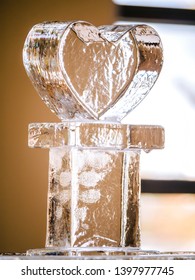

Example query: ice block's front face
[47,147,140,248]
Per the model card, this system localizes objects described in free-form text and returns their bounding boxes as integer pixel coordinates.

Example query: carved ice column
[23,21,164,256]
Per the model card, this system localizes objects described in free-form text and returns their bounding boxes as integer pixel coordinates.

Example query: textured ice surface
[23,21,163,121]
[28,122,165,150]
[47,148,141,248]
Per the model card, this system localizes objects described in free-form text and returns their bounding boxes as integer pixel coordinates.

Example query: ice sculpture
[23,21,164,256]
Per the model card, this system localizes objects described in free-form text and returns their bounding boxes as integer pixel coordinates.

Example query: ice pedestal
[27,122,164,256]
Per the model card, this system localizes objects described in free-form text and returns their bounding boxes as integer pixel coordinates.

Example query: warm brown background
[0,0,114,253]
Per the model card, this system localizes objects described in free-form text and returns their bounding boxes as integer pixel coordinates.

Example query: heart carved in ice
[23,21,163,121]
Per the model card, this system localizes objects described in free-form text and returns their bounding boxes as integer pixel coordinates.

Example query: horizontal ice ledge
[28,123,164,150]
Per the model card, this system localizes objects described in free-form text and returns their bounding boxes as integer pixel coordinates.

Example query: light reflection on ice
[122,23,195,181]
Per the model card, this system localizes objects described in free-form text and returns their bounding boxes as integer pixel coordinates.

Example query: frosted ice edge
[28,123,164,150]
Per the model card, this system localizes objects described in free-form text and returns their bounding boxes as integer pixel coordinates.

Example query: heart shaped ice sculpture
[23,21,163,121]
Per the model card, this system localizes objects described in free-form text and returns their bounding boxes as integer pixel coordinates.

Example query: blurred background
[0,0,195,253]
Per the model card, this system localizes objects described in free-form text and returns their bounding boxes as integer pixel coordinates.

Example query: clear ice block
[47,148,140,248]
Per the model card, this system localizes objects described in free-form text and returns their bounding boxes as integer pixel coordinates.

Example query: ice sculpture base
[2,251,195,260]
[26,246,159,257]
[28,122,164,255]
